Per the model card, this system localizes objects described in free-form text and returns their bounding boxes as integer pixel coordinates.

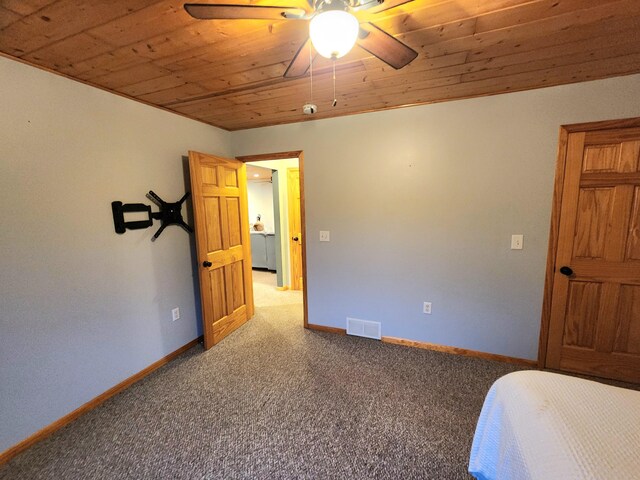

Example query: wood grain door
[546,126,640,383]
[287,168,303,291]
[189,151,254,349]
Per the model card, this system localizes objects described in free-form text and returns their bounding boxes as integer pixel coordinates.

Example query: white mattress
[468,370,640,480]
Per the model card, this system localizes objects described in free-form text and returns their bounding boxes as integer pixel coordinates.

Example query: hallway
[251,269,303,308]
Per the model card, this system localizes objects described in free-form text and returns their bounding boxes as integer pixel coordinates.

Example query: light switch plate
[511,234,524,250]
[319,231,330,242]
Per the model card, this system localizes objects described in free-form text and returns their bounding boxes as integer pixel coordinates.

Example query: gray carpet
[1,282,526,479]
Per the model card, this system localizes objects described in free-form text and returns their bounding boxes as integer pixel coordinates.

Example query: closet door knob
[292,236,299,241]
[202,261,212,268]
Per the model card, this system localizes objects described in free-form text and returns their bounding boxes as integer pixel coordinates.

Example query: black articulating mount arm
[111,191,193,241]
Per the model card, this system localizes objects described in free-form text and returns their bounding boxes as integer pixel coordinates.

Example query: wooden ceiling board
[88,62,175,90]
[2,0,58,17]
[0,0,159,55]
[137,82,209,103]
[184,13,629,104]
[463,13,640,63]
[0,6,20,29]
[1,0,639,130]
[403,1,635,60]
[86,2,196,47]
[193,47,640,128]
[23,32,116,67]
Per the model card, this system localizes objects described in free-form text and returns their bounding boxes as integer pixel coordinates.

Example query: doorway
[238,151,308,327]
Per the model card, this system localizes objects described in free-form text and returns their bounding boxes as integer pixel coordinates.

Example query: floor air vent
[346,317,381,340]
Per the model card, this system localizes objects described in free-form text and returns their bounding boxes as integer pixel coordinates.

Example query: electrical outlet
[319,230,330,242]
[172,307,180,321]
[423,302,432,315]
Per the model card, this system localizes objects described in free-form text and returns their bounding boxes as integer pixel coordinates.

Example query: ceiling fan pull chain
[332,59,337,107]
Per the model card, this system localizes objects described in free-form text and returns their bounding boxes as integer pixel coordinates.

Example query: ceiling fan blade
[357,23,417,69]
[354,0,413,14]
[184,3,307,20]
[284,37,316,78]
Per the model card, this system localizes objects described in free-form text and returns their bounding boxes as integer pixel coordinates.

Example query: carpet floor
[251,269,303,308]
[1,276,525,479]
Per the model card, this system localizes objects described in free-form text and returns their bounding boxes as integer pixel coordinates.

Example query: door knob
[202,261,212,268]
[292,236,299,241]
[559,266,573,276]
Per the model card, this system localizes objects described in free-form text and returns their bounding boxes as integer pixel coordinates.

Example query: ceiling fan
[184,0,418,78]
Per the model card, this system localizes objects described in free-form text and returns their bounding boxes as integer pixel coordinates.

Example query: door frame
[236,150,309,328]
[537,116,640,368]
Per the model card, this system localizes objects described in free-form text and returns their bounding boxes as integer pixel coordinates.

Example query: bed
[468,370,640,480]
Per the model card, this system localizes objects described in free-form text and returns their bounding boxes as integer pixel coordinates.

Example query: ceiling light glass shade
[309,10,359,59]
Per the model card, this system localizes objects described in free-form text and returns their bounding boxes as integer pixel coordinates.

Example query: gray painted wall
[0,57,231,452]
[248,181,276,233]
[3,52,640,454]
[231,74,640,362]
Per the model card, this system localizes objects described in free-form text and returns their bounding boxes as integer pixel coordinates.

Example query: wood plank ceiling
[1,0,639,131]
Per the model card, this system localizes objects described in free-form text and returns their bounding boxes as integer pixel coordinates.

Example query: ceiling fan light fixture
[309,10,359,59]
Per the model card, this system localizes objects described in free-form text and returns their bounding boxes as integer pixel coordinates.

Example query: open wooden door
[544,121,640,383]
[287,168,303,291]
[189,151,254,349]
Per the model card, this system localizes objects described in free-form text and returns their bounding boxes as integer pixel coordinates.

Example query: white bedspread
[468,371,640,480]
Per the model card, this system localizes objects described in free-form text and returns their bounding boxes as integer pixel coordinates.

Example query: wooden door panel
[613,285,640,355]
[219,197,231,251]
[626,187,640,260]
[585,127,640,145]
[202,185,238,197]
[226,197,242,247]
[558,348,640,383]
[605,185,635,261]
[230,261,246,311]
[202,165,218,185]
[580,139,640,174]
[204,197,223,252]
[224,167,238,187]
[223,267,234,322]
[545,121,640,382]
[580,172,640,187]
[563,281,601,349]
[620,141,640,172]
[210,267,228,323]
[569,260,640,283]
[582,144,621,173]
[573,188,614,259]
[208,245,243,270]
[291,246,302,289]
[213,305,247,340]
[189,151,254,349]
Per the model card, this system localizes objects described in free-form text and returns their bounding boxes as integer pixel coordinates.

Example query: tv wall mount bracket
[111,191,192,241]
